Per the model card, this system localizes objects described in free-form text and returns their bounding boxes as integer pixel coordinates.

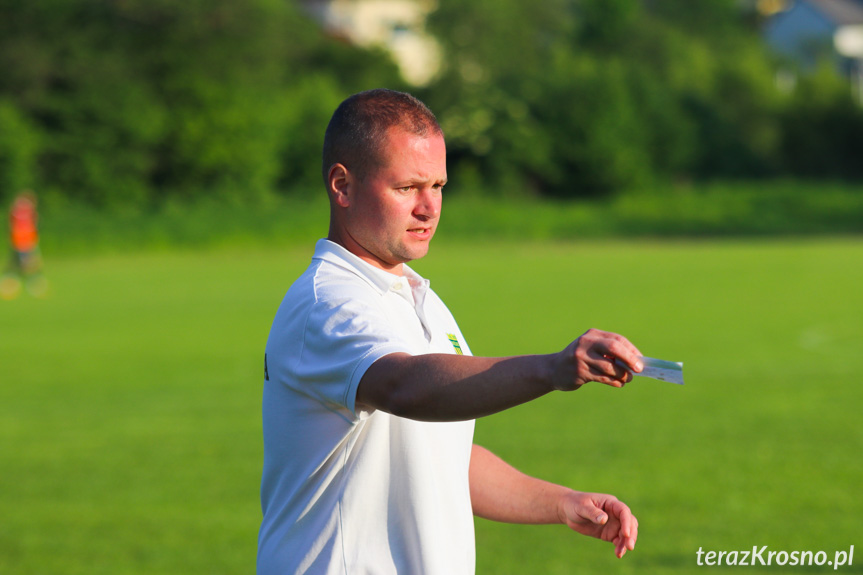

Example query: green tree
[425,0,784,197]
[0,99,40,203]
[0,0,404,206]
[779,65,863,179]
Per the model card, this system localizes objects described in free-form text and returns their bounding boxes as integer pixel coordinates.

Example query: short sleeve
[286,293,411,418]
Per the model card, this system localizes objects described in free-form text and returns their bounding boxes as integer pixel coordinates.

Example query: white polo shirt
[258,239,476,574]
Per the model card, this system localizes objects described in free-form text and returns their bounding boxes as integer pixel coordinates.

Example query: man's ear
[327,163,352,208]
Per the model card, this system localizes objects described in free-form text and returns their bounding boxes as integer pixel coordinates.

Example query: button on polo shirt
[258,239,476,575]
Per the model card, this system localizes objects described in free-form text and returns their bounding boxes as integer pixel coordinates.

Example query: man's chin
[396,245,430,263]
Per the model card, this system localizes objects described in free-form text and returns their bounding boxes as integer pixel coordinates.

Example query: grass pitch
[1,239,861,574]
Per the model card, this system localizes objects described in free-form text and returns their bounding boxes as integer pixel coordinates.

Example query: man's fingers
[617,521,638,558]
[605,499,632,530]
[581,347,628,377]
[603,356,636,382]
[602,339,643,373]
[565,329,642,388]
[563,492,638,559]
[588,373,626,388]
[609,500,638,555]
[627,517,639,550]
[577,329,643,373]
[586,363,630,387]
[574,497,606,524]
[594,511,608,525]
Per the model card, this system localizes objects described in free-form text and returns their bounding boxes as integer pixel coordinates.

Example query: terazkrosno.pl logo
[696,545,854,569]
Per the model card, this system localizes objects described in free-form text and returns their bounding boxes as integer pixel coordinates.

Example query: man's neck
[325,232,405,277]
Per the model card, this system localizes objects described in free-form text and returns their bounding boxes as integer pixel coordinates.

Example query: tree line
[1,0,862,208]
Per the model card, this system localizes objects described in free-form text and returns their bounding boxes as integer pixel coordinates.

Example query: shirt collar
[313,239,428,298]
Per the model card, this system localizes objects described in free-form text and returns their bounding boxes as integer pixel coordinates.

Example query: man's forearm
[356,352,558,421]
[469,444,568,524]
[469,445,640,557]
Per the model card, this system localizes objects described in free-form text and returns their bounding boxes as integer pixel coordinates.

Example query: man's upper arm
[289,296,411,416]
[354,351,414,414]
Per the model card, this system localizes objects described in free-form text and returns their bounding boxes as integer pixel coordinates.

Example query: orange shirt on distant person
[10,198,38,252]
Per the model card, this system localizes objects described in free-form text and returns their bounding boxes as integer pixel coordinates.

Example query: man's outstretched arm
[356,329,643,422]
[469,444,639,559]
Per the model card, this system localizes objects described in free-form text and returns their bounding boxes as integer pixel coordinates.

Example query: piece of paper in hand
[618,357,684,385]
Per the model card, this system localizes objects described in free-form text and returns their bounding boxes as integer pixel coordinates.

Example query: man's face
[336,127,447,274]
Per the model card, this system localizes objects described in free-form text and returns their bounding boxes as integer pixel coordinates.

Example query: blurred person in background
[1,191,47,299]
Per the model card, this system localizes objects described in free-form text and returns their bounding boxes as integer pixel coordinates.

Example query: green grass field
[2,238,862,574]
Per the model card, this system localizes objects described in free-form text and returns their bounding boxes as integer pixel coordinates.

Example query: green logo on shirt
[447,333,463,355]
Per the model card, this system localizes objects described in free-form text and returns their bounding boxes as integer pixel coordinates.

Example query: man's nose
[413,188,440,220]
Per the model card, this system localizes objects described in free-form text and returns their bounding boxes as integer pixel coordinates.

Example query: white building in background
[761,0,863,100]
[300,0,442,86]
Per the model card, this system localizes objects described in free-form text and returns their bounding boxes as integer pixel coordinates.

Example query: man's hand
[553,328,643,391]
[558,491,639,559]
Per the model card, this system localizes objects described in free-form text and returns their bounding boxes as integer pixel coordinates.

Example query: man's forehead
[375,130,446,179]
[381,127,445,157]
[384,124,443,144]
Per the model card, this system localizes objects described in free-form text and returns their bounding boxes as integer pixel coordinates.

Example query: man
[258,89,643,574]
[1,190,47,300]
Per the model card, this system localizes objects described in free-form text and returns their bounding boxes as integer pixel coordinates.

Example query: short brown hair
[322,89,442,184]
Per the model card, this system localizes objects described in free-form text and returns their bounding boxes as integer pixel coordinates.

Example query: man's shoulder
[281,256,381,316]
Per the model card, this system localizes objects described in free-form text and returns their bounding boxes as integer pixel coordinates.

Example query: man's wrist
[554,487,582,526]
[547,348,581,392]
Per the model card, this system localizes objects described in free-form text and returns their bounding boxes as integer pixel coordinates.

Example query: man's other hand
[558,491,639,558]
